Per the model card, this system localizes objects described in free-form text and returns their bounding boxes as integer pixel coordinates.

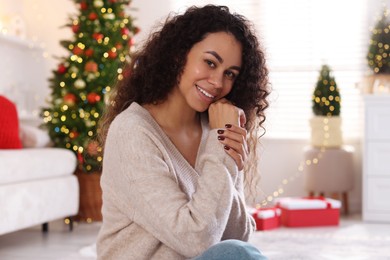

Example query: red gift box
[276,197,341,227]
[248,207,281,231]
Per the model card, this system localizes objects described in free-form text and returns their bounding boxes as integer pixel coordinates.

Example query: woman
[97,5,269,260]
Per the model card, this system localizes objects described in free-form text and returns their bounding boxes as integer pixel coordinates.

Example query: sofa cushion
[19,124,51,148]
[0,148,77,185]
[0,95,22,149]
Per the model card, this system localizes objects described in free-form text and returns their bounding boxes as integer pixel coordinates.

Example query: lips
[196,85,215,99]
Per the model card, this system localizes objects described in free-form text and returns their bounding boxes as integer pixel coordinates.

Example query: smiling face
[174,32,242,112]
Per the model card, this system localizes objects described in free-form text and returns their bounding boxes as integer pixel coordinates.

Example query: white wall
[258,137,362,213]
[0,0,363,212]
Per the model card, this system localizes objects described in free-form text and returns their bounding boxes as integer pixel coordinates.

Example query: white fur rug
[250,225,390,260]
[70,216,390,260]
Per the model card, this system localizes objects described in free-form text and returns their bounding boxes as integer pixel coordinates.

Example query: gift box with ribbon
[276,197,341,227]
[248,207,281,231]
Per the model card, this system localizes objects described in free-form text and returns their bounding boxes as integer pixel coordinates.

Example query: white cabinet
[363,96,390,222]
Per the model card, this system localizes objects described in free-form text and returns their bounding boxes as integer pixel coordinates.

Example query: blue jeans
[192,239,267,260]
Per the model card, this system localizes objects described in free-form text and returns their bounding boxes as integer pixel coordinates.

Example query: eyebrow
[205,51,241,71]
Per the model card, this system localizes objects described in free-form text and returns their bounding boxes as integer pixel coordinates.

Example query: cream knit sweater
[97,102,255,260]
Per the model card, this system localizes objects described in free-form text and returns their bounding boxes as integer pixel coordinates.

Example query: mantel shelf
[0,33,43,50]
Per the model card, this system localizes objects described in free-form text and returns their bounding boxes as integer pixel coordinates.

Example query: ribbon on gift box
[275,197,341,210]
[304,196,332,209]
[257,207,281,219]
[248,207,281,219]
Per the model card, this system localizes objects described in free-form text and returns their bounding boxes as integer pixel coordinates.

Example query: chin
[193,102,211,113]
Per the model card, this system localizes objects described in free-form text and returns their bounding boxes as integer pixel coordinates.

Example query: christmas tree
[312,65,341,116]
[42,0,139,173]
[367,8,390,74]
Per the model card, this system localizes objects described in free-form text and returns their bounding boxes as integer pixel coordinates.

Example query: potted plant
[310,64,342,148]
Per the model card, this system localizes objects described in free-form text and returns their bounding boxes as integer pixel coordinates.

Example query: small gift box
[276,197,341,227]
[248,207,281,231]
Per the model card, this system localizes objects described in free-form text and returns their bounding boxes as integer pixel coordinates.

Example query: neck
[143,92,200,131]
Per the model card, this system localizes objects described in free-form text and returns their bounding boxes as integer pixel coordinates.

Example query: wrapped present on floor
[276,197,341,227]
[248,207,281,231]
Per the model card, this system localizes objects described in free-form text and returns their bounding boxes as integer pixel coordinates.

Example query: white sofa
[0,139,79,235]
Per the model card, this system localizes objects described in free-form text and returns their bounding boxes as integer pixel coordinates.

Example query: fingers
[217,124,248,171]
[238,109,246,128]
[223,145,245,171]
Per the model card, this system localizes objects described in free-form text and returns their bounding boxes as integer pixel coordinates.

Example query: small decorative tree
[312,64,341,116]
[41,0,139,173]
[367,8,390,74]
[310,64,342,148]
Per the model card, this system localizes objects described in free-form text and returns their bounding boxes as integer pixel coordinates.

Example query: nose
[208,72,223,89]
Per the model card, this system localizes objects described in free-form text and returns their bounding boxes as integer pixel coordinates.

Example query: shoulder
[105,102,166,151]
[109,102,156,135]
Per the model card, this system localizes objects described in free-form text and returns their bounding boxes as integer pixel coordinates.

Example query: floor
[0,215,389,260]
[0,220,100,260]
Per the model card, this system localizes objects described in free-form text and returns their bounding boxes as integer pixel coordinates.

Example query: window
[171,0,371,139]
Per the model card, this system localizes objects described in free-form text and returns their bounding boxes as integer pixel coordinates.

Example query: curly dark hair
[100,5,269,143]
[99,5,270,203]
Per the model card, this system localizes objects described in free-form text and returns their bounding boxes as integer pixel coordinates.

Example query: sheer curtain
[171,0,371,139]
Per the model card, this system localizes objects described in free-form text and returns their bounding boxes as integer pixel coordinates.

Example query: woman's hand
[217,124,248,171]
[208,98,246,129]
[208,99,248,170]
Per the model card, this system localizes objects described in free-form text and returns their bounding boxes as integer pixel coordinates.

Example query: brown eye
[225,70,237,79]
[205,59,216,68]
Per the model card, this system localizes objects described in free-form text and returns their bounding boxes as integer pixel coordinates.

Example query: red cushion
[0,95,22,149]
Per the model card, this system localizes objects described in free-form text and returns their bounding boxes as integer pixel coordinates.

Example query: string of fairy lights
[256,119,331,209]
[256,77,341,208]
[257,5,390,210]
